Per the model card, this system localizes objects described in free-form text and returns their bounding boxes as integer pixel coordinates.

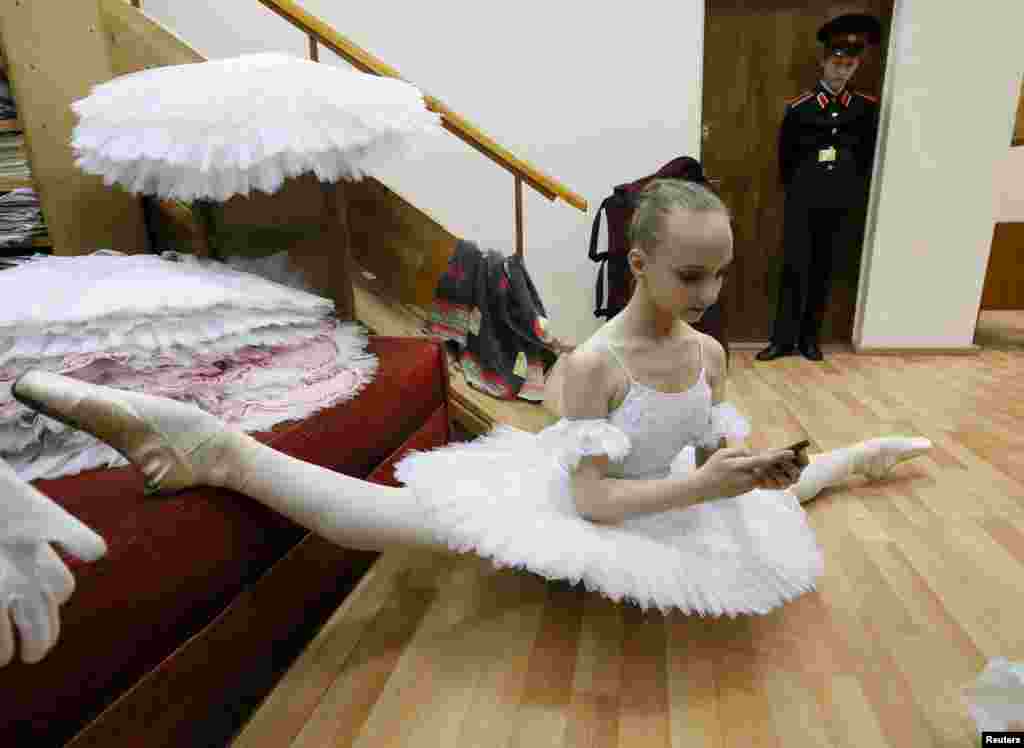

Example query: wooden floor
[232,337,1023,747]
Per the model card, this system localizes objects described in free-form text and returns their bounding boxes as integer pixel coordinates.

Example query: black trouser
[770,194,853,347]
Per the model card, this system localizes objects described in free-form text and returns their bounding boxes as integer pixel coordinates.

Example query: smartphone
[786,439,811,455]
[779,439,811,468]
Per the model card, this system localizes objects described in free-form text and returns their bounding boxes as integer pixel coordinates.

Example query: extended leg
[13,371,445,554]
[789,436,933,504]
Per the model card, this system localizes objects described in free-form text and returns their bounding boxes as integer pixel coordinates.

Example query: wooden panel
[100,0,204,76]
[66,534,377,748]
[345,176,457,309]
[0,0,146,255]
[980,222,1024,310]
[702,1,894,343]
[235,347,1024,747]
[190,174,356,318]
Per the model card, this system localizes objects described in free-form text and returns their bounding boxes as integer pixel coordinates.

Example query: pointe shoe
[789,436,932,504]
[854,436,933,480]
[12,370,235,495]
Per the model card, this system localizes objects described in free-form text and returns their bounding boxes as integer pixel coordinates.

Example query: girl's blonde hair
[627,178,730,254]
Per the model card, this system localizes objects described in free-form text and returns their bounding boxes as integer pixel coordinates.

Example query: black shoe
[799,340,823,361]
[756,343,797,361]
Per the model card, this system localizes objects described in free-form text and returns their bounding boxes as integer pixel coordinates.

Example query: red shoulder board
[787,91,814,108]
[854,90,879,104]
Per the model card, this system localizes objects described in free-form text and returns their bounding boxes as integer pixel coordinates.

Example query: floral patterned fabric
[428,240,558,401]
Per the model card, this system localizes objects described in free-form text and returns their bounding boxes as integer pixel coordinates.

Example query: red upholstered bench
[0,337,453,748]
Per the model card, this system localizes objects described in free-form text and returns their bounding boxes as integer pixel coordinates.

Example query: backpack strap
[588,195,612,262]
[590,195,616,318]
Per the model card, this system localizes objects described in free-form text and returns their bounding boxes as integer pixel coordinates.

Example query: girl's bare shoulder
[562,339,614,387]
[559,332,621,418]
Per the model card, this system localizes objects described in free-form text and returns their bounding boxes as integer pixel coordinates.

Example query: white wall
[855,0,1024,348]
[995,146,1024,223]
[138,0,1024,348]
[139,0,705,346]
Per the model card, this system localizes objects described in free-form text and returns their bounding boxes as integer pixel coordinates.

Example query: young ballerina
[2,179,932,667]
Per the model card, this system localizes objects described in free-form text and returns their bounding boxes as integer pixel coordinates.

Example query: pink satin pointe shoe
[854,436,933,480]
[791,435,933,504]
[12,370,234,495]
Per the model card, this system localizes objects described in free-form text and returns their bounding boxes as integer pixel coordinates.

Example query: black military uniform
[759,13,882,362]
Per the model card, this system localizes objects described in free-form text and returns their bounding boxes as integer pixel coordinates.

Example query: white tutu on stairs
[71,52,442,201]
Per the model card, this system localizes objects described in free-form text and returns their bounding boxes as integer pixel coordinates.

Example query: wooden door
[978,80,1024,312]
[701,1,894,343]
[980,222,1024,310]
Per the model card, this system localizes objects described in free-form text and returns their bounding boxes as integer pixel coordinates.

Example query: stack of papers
[0,188,46,248]
[0,130,30,181]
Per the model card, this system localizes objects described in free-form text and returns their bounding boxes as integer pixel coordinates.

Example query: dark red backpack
[588,156,729,355]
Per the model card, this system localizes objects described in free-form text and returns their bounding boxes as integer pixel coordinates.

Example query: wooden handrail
[254,0,588,213]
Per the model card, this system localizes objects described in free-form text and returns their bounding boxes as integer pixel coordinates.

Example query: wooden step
[0,176,32,191]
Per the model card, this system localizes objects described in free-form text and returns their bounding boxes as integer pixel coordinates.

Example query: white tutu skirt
[71,53,442,201]
[395,425,824,617]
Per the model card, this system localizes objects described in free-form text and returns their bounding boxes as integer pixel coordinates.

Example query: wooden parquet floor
[233,346,1023,748]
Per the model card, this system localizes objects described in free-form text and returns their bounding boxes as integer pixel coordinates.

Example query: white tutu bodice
[396,342,824,617]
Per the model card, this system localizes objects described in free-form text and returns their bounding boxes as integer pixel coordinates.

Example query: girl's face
[629,208,733,323]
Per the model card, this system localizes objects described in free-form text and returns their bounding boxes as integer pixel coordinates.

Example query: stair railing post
[514,175,524,259]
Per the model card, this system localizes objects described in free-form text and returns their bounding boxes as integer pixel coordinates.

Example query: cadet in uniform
[758,12,882,362]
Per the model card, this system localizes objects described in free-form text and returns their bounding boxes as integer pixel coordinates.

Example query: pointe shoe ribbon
[0,459,107,666]
[12,370,227,495]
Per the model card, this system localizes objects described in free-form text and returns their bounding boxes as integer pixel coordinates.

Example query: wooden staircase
[2,0,577,434]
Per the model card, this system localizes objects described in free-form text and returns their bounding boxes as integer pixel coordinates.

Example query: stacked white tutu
[0,251,378,481]
[71,53,442,201]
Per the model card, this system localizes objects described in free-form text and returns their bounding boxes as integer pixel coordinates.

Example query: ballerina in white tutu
[1,179,932,667]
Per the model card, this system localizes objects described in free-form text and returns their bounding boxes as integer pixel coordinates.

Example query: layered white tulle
[0,252,331,334]
[71,53,442,201]
[0,252,377,481]
[396,416,824,617]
